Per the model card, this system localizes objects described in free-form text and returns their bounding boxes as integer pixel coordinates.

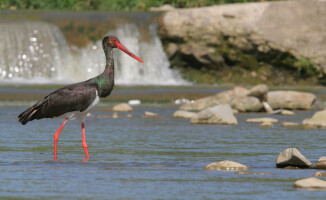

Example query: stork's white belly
[58,90,100,123]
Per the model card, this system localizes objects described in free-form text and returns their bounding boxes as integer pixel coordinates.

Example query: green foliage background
[0,0,279,11]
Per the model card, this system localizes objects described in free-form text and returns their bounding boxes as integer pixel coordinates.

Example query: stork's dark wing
[18,83,97,125]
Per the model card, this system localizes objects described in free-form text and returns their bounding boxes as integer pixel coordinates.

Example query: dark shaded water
[0,95,325,199]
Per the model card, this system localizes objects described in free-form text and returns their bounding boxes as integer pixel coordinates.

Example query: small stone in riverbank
[235,171,271,175]
[112,103,133,112]
[282,122,300,127]
[312,171,326,177]
[246,117,279,123]
[173,110,196,118]
[281,110,295,116]
[205,160,249,171]
[318,157,326,162]
[302,110,326,128]
[259,122,274,127]
[112,112,118,119]
[312,157,326,169]
[144,111,159,118]
[293,177,326,189]
[276,148,312,168]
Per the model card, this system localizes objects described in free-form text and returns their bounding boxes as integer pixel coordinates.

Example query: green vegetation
[0,0,279,11]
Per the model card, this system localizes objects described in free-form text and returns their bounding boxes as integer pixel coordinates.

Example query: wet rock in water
[190,104,237,125]
[312,171,326,177]
[259,122,274,127]
[281,110,295,116]
[318,157,326,162]
[293,177,326,189]
[246,117,279,123]
[180,93,229,111]
[276,148,312,168]
[302,110,326,128]
[267,91,316,110]
[205,160,249,171]
[281,122,300,127]
[112,112,118,119]
[235,171,271,175]
[112,103,133,112]
[173,110,197,118]
[312,156,326,169]
[247,84,268,101]
[179,87,245,111]
[144,111,159,118]
[229,96,262,112]
[126,114,133,118]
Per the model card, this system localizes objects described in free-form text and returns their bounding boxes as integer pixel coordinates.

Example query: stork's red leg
[81,122,89,162]
[54,118,68,160]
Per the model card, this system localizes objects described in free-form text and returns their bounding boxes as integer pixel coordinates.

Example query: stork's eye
[112,39,117,43]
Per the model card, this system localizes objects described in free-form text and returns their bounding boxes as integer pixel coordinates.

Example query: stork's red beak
[116,43,144,63]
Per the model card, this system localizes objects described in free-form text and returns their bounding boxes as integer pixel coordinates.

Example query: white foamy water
[0,21,187,85]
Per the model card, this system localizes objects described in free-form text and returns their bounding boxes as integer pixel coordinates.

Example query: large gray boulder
[229,96,262,112]
[159,0,326,83]
[302,110,326,128]
[276,148,312,168]
[190,104,237,125]
[267,91,316,110]
[247,84,268,101]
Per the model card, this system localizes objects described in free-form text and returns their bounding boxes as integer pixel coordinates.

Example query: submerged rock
[190,104,237,125]
[276,148,312,168]
[235,171,271,175]
[312,171,326,177]
[259,122,274,127]
[205,160,249,171]
[112,103,133,112]
[267,91,316,110]
[246,117,279,123]
[302,110,326,127]
[318,157,326,162]
[144,111,159,118]
[281,122,300,127]
[293,177,326,189]
[173,110,197,118]
[281,110,295,116]
[312,156,326,169]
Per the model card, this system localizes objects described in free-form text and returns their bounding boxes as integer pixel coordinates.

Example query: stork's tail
[18,100,45,125]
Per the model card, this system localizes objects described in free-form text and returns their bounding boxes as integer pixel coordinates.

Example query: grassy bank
[1,0,280,11]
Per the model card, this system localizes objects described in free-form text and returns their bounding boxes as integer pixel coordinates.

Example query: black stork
[18,35,144,161]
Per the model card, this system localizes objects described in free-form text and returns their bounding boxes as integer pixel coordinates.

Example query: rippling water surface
[0,92,325,199]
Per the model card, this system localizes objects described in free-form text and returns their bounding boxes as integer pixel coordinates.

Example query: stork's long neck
[92,45,115,98]
[104,46,114,72]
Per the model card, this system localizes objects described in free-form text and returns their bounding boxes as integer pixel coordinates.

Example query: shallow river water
[0,88,325,199]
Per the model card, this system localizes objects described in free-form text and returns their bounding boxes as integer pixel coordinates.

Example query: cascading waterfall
[0,22,70,83]
[0,19,187,85]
